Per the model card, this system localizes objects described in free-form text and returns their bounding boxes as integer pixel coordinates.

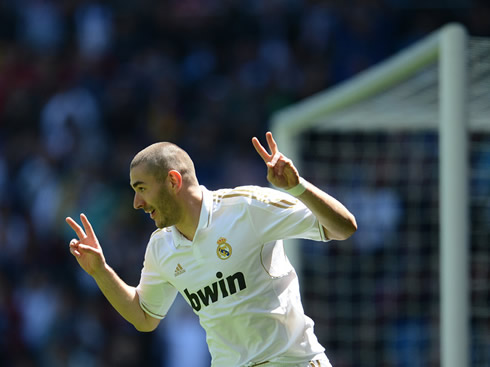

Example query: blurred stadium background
[0,1,489,367]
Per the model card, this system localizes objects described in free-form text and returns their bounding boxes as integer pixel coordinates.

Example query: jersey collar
[197,185,213,231]
[171,185,213,248]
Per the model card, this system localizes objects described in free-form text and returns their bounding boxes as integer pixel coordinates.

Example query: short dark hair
[130,142,198,185]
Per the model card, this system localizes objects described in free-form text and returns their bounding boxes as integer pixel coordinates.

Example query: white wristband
[285,177,307,197]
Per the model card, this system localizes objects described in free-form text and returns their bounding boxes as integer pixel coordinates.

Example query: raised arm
[252,132,357,240]
[66,214,160,332]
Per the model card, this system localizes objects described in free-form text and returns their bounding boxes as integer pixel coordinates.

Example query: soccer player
[66,132,357,367]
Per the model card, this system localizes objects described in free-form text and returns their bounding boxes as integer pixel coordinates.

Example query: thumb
[77,243,100,254]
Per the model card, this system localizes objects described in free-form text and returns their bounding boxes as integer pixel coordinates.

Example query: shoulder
[150,227,171,241]
[212,185,299,210]
[146,227,173,255]
[142,228,178,269]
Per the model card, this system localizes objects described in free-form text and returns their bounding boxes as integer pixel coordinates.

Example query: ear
[167,170,183,192]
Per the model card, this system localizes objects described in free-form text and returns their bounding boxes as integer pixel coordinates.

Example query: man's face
[130,164,181,229]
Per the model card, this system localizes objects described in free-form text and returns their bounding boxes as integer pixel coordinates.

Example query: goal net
[271,24,490,367]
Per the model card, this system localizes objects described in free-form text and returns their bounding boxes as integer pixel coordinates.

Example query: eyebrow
[131,181,146,189]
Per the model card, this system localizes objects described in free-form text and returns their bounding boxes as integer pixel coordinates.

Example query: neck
[175,185,203,241]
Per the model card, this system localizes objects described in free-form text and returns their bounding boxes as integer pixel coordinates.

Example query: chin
[155,219,169,229]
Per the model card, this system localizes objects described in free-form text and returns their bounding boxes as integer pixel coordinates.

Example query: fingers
[269,152,281,168]
[69,238,80,257]
[252,132,279,163]
[252,137,271,163]
[66,214,96,240]
[80,213,96,239]
[77,243,99,254]
[69,239,98,258]
[255,132,298,186]
[252,131,278,163]
[66,216,86,239]
[265,132,278,155]
[267,153,300,188]
[268,153,288,176]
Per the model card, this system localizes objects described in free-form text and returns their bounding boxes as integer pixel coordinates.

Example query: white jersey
[136,185,332,367]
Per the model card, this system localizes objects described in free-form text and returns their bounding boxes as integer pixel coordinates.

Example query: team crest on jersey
[216,237,232,260]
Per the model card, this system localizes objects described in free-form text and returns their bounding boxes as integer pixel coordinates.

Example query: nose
[133,192,145,210]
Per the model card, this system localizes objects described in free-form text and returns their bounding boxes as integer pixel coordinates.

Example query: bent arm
[66,214,160,332]
[92,264,161,332]
[295,179,357,241]
[253,132,357,241]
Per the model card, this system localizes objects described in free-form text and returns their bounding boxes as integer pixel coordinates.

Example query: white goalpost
[439,25,469,367]
[271,23,490,367]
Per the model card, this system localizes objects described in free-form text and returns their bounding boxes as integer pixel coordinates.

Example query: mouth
[145,208,156,219]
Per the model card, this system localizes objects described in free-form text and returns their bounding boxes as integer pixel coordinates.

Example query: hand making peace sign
[66,214,106,277]
[252,131,300,190]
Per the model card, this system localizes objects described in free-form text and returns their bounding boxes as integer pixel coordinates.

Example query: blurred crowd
[1,0,489,366]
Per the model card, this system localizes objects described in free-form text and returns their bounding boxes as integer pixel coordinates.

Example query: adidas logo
[174,263,186,277]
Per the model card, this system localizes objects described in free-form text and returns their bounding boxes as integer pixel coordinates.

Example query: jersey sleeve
[136,237,178,319]
[248,187,328,244]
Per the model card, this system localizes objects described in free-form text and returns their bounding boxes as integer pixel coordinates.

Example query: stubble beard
[154,186,180,229]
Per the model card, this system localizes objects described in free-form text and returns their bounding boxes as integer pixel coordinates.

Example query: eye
[139,187,146,192]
